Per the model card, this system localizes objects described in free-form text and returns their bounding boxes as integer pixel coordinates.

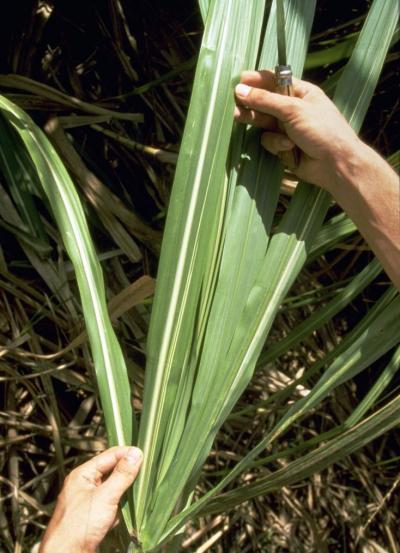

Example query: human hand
[234,69,362,192]
[39,446,143,553]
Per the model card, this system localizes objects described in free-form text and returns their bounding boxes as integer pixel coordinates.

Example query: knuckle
[115,460,134,477]
[63,470,79,490]
[237,107,250,121]
[106,445,122,455]
[261,136,274,154]
[311,82,324,95]
[248,87,264,106]
[283,100,301,120]
[302,80,316,91]
[280,106,293,121]
[65,469,77,483]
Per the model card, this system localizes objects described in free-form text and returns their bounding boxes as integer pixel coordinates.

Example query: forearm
[329,140,400,289]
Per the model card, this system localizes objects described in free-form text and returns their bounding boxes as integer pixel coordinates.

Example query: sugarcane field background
[0,0,399,552]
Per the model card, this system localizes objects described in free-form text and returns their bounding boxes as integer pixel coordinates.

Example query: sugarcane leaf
[345,345,400,426]
[305,33,357,69]
[160,288,398,537]
[0,74,143,123]
[202,393,400,515]
[0,95,136,530]
[236,285,397,421]
[214,0,398,429]
[259,257,382,365]
[198,0,209,23]
[309,211,357,259]
[134,1,318,549]
[158,0,399,538]
[0,113,49,246]
[264,295,400,441]
[135,2,268,543]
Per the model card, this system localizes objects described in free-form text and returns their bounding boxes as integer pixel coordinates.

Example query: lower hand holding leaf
[39,446,143,553]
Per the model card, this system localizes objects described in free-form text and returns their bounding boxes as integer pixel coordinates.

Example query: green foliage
[0,95,136,532]
[1,0,398,551]
[134,0,399,549]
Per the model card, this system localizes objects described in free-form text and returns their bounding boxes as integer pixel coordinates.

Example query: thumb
[261,131,294,155]
[99,447,143,505]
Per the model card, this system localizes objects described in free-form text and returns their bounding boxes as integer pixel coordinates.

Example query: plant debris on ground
[0,1,399,552]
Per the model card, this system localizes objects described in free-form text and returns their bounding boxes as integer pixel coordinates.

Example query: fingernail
[280,137,293,149]
[235,83,251,97]
[126,447,142,465]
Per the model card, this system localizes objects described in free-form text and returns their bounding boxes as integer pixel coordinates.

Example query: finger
[92,447,133,477]
[71,446,132,486]
[261,131,294,155]
[240,69,276,91]
[98,447,143,505]
[240,69,312,98]
[235,84,299,121]
[234,105,277,129]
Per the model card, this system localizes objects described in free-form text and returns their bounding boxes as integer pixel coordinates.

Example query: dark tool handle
[275,65,300,171]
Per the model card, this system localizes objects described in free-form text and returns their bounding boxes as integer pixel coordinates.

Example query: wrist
[40,531,95,553]
[326,136,369,197]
